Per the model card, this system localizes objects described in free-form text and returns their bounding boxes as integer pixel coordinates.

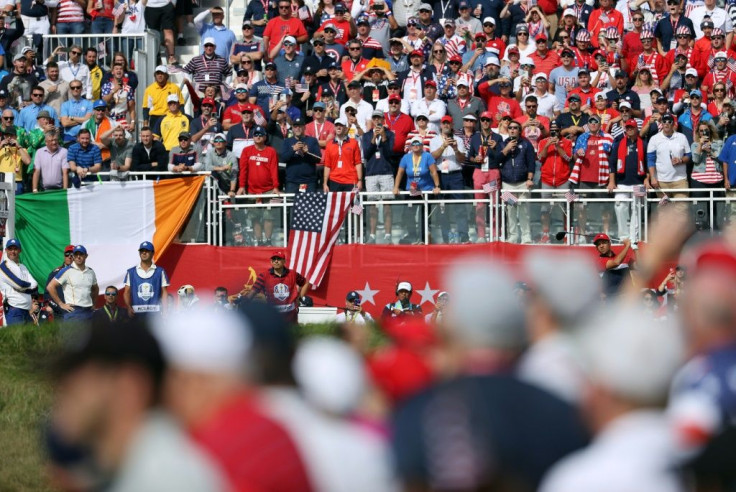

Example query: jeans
[91,17,114,34]
[57,21,85,48]
[438,171,469,242]
[6,306,30,325]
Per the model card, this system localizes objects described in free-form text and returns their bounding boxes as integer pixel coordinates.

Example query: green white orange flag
[14,177,205,291]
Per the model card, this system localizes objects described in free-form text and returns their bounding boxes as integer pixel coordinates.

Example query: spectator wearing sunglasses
[45,244,75,319]
[93,286,124,323]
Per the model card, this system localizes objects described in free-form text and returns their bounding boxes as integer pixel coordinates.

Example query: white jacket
[0,258,38,310]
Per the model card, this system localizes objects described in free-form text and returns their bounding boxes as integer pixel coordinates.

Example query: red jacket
[477,81,522,127]
[539,137,573,187]
[239,145,279,193]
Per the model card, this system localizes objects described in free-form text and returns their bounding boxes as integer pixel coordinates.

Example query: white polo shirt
[429,134,467,173]
[55,262,97,308]
[647,130,690,183]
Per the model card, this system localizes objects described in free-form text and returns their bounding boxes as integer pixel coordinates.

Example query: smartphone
[280,93,287,102]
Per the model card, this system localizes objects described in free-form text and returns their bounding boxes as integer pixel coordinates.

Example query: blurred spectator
[0,127,30,194]
[60,79,92,142]
[202,133,238,196]
[392,259,588,491]
[176,284,199,310]
[154,95,191,152]
[144,0,177,65]
[245,250,310,323]
[130,126,168,172]
[594,233,636,295]
[540,305,685,491]
[283,117,321,193]
[51,320,227,491]
[101,125,133,179]
[194,7,237,60]
[68,129,102,183]
[499,120,535,244]
[168,132,201,173]
[123,241,169,318]
[424,291,448,325]
[152,307,313,491]
[45,245,74,318]
[394,136,440,243]
[361,111,396,244]
[142,66,183,130]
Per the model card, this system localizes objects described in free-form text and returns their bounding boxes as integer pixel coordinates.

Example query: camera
[374,4,384,10]
[550,130,558,137]
[510,137,518,143]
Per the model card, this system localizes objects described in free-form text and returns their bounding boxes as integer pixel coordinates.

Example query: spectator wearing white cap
[183,37,232,91]
[142,65,183,130]
[524,73,556,119]
[702,51,736,100]
[152,307,314,492]
[273,36,306,88]
[540,305,686,492]
[194,7,237,60]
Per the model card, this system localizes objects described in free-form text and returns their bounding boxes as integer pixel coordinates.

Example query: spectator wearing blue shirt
[282,118,321,193]
[678,90,713,145]
[17,86,59,132]
[719,133,736,220]
[394,136,441,244]
[194,7,238,60]
[242,0,273,38]
[250,62,286,122]
[60,81,93,142]
[497,121,535,244]
[68,129,102,183]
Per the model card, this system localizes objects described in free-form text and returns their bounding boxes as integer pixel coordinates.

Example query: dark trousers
[6,306,30,325]
[439,171,469,241]
[327,180,355,192]
[64,306,93,321]
[285,181,317,193]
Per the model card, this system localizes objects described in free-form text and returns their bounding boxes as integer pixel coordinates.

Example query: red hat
[535,33,548,42]
[388,93,401,102]
[242,103,254,112]
[593,233,611,244]
[480,111,494,119]
[624,118,638,127]
[409,49,425,58]
[425,79,437,87]
[64,244,74,254]
[474,32,487,39]
[449,54,463,64]
[441,115,453,123]
[271,250,286,259]
[508,45,520,53]
[201,97,216,106]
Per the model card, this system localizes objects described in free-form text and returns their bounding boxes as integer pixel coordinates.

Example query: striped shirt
[67,142,102,169]
[183,54,232,88]
[56,0,85,23]
[404,130,438,153]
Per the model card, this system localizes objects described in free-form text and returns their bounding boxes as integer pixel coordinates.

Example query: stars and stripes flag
[633,184,647,197]
[659,193,670,207]
[351,193,363,215]
[288,191,356,287]
[253,110,267,126]
[565,189,578,203]
[501,190,518,204]
[112,1,126,18]
[295,83,310,93]
[482,180,498,194]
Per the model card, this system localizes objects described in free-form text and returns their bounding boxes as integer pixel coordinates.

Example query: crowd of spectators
[38,208,736,492]
[5,0,736,244]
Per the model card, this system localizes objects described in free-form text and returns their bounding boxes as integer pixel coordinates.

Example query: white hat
[619,100,632,109]
[293,337,366,415]
[166,94,179,103]
[283,35,297,44]
[155,65,169,74]
[235,83,248,90]
[485,55,501,66]
[685,67,699,77]
[482,16,496,25]
[397,281,413,292]
[520,57,535,67]
[152,306,252,375]
[533,73,548,81]
[414,110,430,120]
[343,100,358,110]
[334,116,348,126]
[715,51,728,59]
[444,257,526,350]
[462,114,477,120]
[523,250,600,324]
[203,37,217,46]
[563,7,576,16]
[578,304,685,405]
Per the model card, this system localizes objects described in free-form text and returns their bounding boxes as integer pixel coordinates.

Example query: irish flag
[15,177,205,291]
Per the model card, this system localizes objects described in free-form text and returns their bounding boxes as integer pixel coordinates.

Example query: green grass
[0,321,385,491]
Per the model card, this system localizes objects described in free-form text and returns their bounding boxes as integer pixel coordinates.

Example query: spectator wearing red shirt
[323,118,363,191]
[263,0,309,56]
[621,11,646,74]
[222,84,251,130]
[594,234,635,295]
[538,122,572,243]
[587,0,624,48]
[529,35,562,77]
[315,4,356,46]
[516,94,550,152]
[565,68,601,110]
[237,126,280,246]
[384,94,415,161]
[341,39,370,82]
[477,78,522,128]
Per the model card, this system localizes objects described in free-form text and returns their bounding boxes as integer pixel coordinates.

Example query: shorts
[249,197,279,223]
[365,174,395,201]
[144,3,175,32]
[175,0,193,16]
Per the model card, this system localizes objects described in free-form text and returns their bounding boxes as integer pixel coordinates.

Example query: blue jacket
[496,137,536,184]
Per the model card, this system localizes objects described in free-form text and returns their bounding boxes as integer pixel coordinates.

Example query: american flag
[409,187,422,197]
[501,190,518,204]
[482,180,498,193]
[633,185,647,197]
[112,1,126,17]
[351,193,363,215]
[288,191,356,287]
[253,110,267,126]
[659,194,670,207]
[295,83,309,93]
[565,189,578,203]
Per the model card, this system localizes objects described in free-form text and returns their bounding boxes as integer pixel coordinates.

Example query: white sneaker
[383,234,392,244]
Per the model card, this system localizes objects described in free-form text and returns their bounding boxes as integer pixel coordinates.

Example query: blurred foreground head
[444,256,526,353]
[152,306,252,428]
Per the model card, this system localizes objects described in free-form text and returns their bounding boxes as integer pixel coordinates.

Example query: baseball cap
[535,33,547,42]
[12,54,24,62]
[578,67,590,76]
[346,291,361,303]
[407,17,419,26]
[516,24,528,33]
[347,80,361,89]
[138,241,154,252]
[588,114,601,123]
[37,110,52,119]
[213,133,227,142]
[655,95,668,104]
[443,18,455,26]
[463,114,477,121]
[283,35,297,45]
[480,111,493,119]
[241,104,253,112]
[292,117,305,126]
[327,61,341,70]
[409,136,423,146]
[625,118,638,127]
[203,37,216,46]
[253,126,266,136]
[715,51,728,60]
[178,131,191,140]
[356,15,370,24]
[323,24,337,32]
[533,73,547,82]
[64,245,75,254]
[234,83,249,91]
[334,117,348,127]
[0,90,7,98]
[440,115,453,123]
[3,127,16,136]
[690,89,703,98]
[388,93,401,102]
[313,101,326,109]
[166,94,179,103]
[73,245,88,255]
[372,109,384,118]
[593,233,610,244]
[483,16,496,25]
[409,49,424,58]
[662,113,675,122]
[155,65,169,74]
[568,93,581,102]
[201,97,216,106]
[485,55,501,66]
[449,54,463,64]
[418,2,432,10]
[265,61,277,70]
[619,100,632,109]
[242,20,253,28]
[560,48,574,58]
[425,79,437,88]
[415,110,430,120]
[334,3,347,12]
[271,250,286,259]
[475,32,487,40]
[21,46,34,54]
[701,18,715,29]
[93,99,107,110]
[614,70,628,78]
[303,66,315,75]
[563,7,576,16]
[508,44,520,54]
[5,238,21,249]
[387,79,399,88]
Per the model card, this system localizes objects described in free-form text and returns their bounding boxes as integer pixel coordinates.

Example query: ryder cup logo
[138,282,154,301]
[273,283,290,301]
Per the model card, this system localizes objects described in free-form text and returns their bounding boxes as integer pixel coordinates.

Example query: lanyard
[103,305,117,321]
[440,0,450,16]
[242,122,251,138]
[314,120,324,137]
[329,81,341,96]
[457,97,468,110]
[410,71,421,86]
[571,114,581,127]
[69,62,81,79]
[386,112,401,129]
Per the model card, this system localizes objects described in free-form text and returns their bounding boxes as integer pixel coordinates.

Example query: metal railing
[41,31,161,130]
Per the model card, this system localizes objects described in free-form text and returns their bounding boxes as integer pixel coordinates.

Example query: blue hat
[346,290,361,303]
[93,99,107,109]
[73,245,88,255]
[282,88,292,96]
[313,101,326,109]
[138,241,154,252]
[690,89,703,98]
[327,61,341,70]
[5,238,21,249]
[253,126,266,136]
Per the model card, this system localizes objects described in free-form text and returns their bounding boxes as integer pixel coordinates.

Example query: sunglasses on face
[179,137,190,141]
[526,105,537,109]
[2,116,12,120]
[411,142,422,146]
[715,88,726,92]
[691,95,701,99]
[389,101,400,105]
[433,49,444,53]
[105,292,117,296]
[71,50,81,55]
[279,5,290,9]
[314,108,325,112]
[349,47,361,50]
[699,130,710,135]
[518,32,528,36]
[284,42,294,46]
[677,35,689,39]
[417,117,428,121]
[243,25,253,29]
[633,17,644,21]
[713,36,725,40]
[235,89,247,94]
[64,252,73,257]
[32,93,43,97]
[480,118,491,122]
[483,23,493,26]
[508,126,521,130]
